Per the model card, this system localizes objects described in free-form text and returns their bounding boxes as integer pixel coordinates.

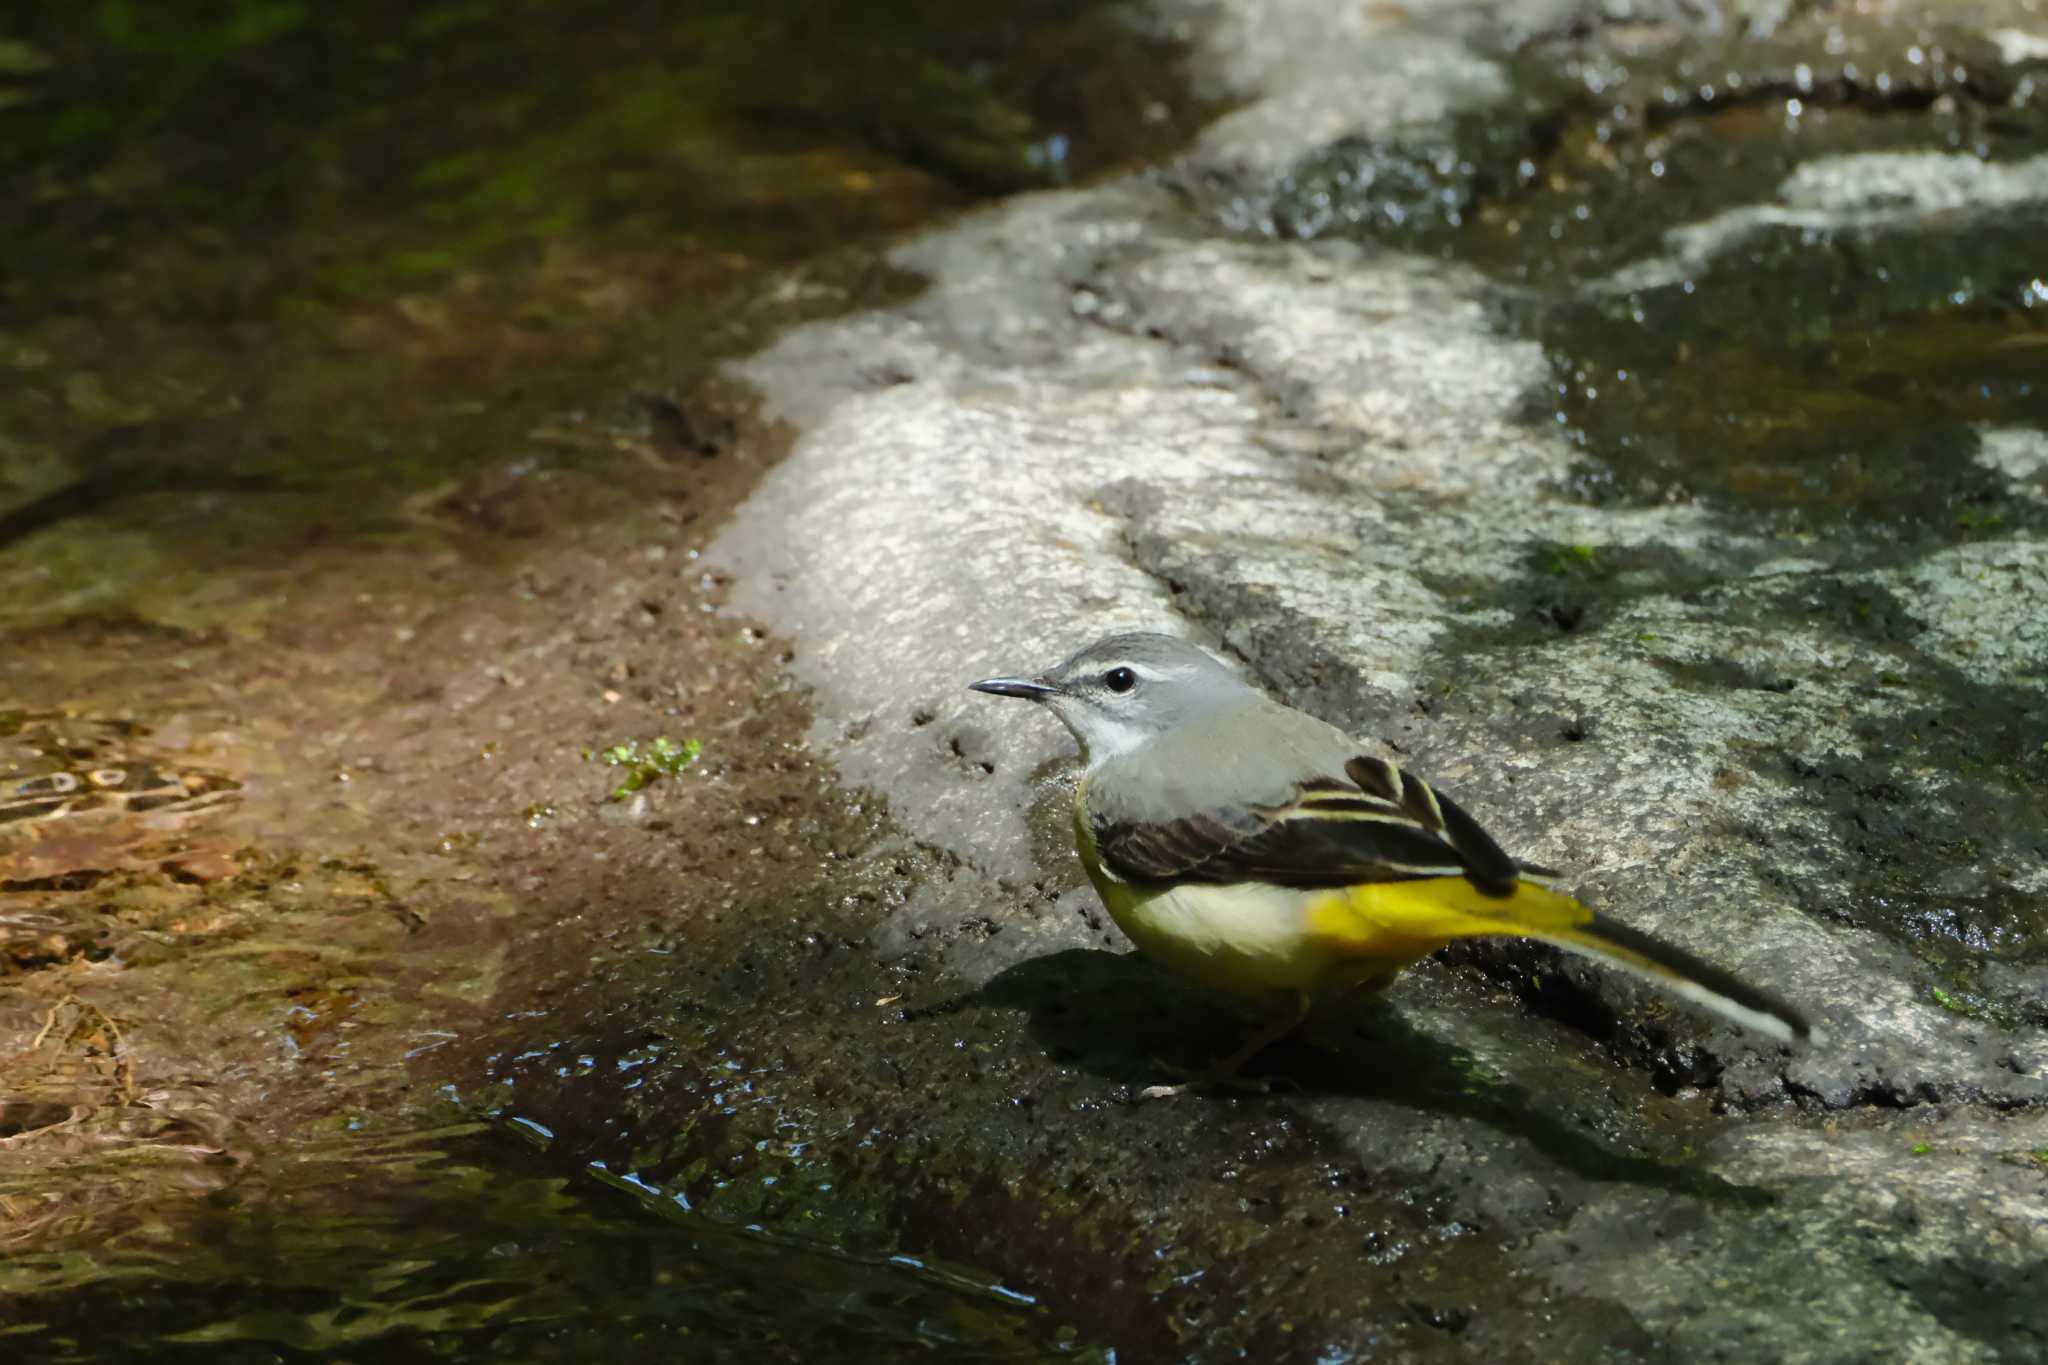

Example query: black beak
[968,676,1060,701]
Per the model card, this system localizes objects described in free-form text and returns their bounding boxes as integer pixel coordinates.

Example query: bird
[969,631,1813,1097]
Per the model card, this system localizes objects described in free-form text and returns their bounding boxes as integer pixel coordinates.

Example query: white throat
[1060,711,1156,770]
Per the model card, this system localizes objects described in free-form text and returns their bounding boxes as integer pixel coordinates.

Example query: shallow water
[0,1,1199,1356]
[0,0,1209,618]
[0,1112,1092,1362]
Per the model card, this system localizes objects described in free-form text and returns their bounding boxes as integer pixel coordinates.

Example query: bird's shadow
[959,947,1771,1208]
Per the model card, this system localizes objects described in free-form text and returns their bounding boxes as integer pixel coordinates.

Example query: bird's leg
[1138,991,1312,1101]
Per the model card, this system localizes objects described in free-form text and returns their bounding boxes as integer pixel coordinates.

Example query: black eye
[1103,667,1136,694]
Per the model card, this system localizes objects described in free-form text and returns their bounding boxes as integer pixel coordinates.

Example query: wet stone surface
[1228,8,2048,533]
[699,0,2048,1359]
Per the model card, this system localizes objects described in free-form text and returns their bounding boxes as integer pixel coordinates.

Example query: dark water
[0,1114,1091,1362]
[0,0,1208,575]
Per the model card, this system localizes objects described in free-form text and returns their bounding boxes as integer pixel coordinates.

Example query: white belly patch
[1112,880,1326,997]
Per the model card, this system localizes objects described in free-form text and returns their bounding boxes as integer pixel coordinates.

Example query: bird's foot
[1134,1058,1281,1102]
[1136,1080,1196,1101]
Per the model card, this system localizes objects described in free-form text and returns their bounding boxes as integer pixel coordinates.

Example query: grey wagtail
[971,632,1813,1096]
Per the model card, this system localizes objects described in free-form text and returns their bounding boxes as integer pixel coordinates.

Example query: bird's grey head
[968,632,1255,765]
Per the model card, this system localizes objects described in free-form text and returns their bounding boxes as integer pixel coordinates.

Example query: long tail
[1532,907,1815,1045]
[1350,878,1816,1044]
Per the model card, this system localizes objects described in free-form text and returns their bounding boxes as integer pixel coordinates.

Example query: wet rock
[711,0,2048,1358]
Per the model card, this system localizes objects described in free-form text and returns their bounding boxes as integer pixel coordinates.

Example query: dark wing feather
[1093,754,1523,897]
[1095,806,1264,881]
[1342,755,1520,892]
